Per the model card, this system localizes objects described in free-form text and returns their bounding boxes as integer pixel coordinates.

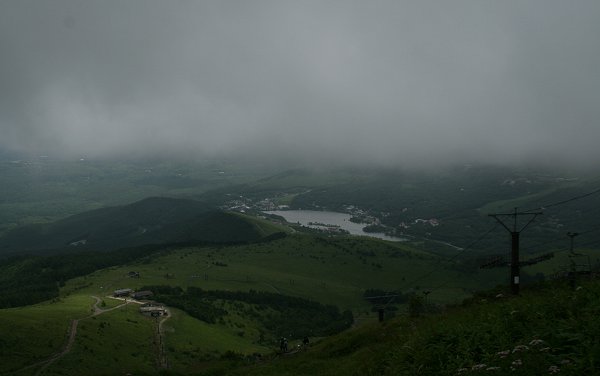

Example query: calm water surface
[264,210,405,242]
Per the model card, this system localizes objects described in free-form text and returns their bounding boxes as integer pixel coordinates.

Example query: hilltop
[0,197,280,255]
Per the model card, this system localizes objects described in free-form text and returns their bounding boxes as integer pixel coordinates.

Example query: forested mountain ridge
[0,197,269,255]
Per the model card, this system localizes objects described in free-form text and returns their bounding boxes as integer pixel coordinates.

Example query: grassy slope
[1,233,562,375]
[233,213,293,237]
[63,234,505,313]
[227,279,600,376]
[0,295,92,375]
[164,307,268,373]
[42,306,157,376]
[6,278,598,375]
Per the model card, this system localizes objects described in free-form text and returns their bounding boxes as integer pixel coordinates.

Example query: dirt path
[13,296,127,376]
[262,282,282,294]
[16,296,168,375]
[156,309,172,369]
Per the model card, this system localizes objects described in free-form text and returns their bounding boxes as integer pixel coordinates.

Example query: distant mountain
[0,197,266,254]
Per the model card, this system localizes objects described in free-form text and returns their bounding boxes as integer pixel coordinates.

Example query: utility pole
[489,208,542,295]
[567,232,579,290]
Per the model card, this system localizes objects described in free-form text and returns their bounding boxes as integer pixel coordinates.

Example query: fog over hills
[1,1,599,168]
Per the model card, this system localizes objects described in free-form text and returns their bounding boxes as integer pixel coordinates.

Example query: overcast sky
[1,1,599,167]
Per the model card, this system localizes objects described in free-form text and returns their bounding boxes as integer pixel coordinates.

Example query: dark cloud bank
[1,1,599,168]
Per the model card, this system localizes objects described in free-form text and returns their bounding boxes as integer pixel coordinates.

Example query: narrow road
[156,309,172,369]
[16,296,169,375]
[14,296,127,376]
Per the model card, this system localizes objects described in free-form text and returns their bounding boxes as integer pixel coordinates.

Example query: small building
[132,290,153,300]
[140,303,167,317]
[113,288,133,297]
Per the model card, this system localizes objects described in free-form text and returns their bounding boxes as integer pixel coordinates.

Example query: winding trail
[262,282,282,294]
[14,296,127,376]
[156,309,172,369]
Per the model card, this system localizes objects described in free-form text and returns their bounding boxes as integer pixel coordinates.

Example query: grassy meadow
[63,234,506,313]
[0,294,92,375]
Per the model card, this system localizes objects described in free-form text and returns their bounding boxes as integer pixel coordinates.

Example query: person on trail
[303,336,309,346]
[283,338,288,352]
[279,337,285,352]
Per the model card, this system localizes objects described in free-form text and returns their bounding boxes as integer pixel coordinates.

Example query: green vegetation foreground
[221,279,600,376]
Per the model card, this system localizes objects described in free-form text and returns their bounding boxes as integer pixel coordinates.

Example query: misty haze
[1,1,600,375]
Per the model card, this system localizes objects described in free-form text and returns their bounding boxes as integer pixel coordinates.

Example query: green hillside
[60,234,506,312]
[0,232,512,375]
[2,236,596,375]
[224,278,600,376]
[0,197,270,254]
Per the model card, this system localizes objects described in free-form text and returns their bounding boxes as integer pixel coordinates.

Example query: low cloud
[1,1,599,167]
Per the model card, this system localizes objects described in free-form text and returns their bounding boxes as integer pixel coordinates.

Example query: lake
[264,210,405,242]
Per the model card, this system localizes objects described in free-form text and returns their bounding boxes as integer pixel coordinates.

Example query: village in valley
[221,193,441,238]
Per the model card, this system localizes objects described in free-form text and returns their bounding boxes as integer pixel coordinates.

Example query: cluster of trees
[191,288,354,337]
[140,285,228,324]
[145,286,354,339]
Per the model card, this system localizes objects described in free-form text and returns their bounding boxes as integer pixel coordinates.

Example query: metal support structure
[511,231,520,293]
[489,208,542,295]
[568,232,579,290]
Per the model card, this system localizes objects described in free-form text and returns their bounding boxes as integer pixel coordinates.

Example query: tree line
[142,285,354,339]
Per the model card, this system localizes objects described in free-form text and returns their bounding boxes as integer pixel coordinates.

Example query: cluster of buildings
[222,195,290,213]
[112,288,154,300]
[111,272,167,317]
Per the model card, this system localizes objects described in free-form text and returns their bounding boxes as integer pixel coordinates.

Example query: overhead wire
[397,223,499,293]
[376,185,600,308]
[525,186,600,212]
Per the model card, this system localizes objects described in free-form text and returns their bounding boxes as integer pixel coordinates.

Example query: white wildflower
[511,359,522,367]
[529,339,545,346]
[496,350,510,358]
[548,365,560,373]
[472,364,487,371]
[486,366,501,371]
[512,345,529,353]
